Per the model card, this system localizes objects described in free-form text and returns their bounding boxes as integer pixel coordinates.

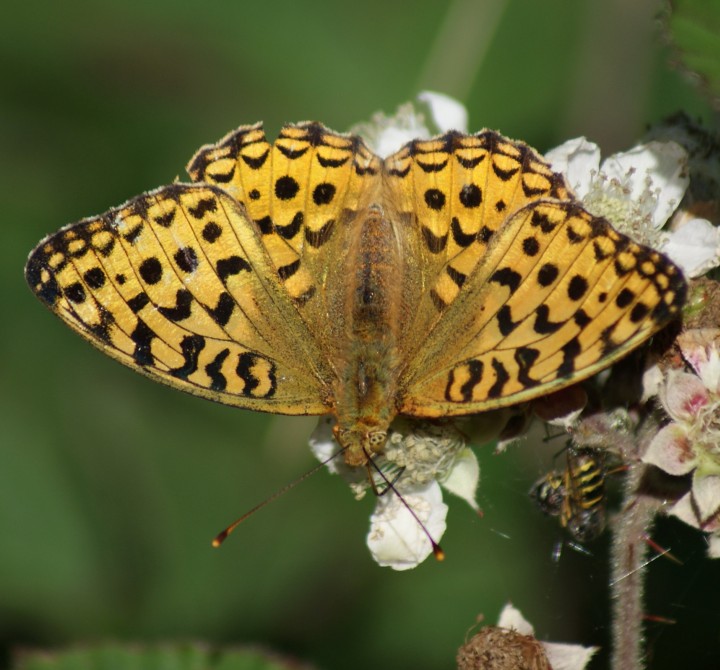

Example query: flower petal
[690,474,720,527]
[497,603,535,635]
[670,477,720,532]
[417,91,468,134]
[600,141,688,229]
[545,137,600,198]
[367,481,447,570]
[659,370,710,422]
[543,642,600,670]
[642,423,697,475]
[496,604,598,670]
[670,491,701,529]
[677,328,720,394]
[662,218,720,278]
[641,362,664,401]
[709,533,720,558]
[440,447,480,511]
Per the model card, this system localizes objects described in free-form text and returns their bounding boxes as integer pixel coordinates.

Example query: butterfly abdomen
[332,207,405,465]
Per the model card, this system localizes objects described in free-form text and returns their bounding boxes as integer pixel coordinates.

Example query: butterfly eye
[367,431,387,447]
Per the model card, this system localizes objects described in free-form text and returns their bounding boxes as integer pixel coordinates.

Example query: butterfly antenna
[212,448,343,547]
[364,450,445,562]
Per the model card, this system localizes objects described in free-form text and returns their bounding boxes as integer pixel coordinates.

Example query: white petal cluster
[309,416,480,570]
[497,604,599,669]
[350,90,468,159]
[546,137,720,278]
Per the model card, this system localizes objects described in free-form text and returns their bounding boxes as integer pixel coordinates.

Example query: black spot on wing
[276,144,308,160]
[170,334,206,379]
[278,259,300,280]
[174,246,198,273]
[208,292,235,327]
[139,257,163,285]
[202,222,222,243]
[158,289,193,322]
[487,358,510,398]
[313,182,336,205]
[533,304,564,334]
[206,348,230,391]
[242,149,269,169]
[490,267,521,294]
[305,219,335,248]
[459,183,482,208]
[537,263,559,287]
[217,256,251,283]
[451,217,475,247]
[275,211,303,239]
[128,292,150,313]
[417,158,448,173]
[188,197,218,219]
[123,223,144,244]
[131,319,156,366]
[497,305,518,336]
[275,175,300,200]
[558,337,581,378]
[422,226,448,253]
[65,282,86,304]
[154,209,176,227]
[424,188,446,211]
[522,236,540,256]
[530,209,557,234]
[515,347,540,388]
[567,275,588,301]
[236,352,277,398]
[446,266,466,288]
[83,267,106,289]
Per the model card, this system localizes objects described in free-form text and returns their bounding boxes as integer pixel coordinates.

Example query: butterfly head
[333,423,388,467]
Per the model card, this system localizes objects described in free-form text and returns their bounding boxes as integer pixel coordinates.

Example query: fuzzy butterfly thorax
[26,122,687,468]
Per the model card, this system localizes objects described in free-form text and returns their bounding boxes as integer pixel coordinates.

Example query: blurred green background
[2,0,718,668]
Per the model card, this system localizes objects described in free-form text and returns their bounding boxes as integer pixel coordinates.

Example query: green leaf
[667,0,720,107]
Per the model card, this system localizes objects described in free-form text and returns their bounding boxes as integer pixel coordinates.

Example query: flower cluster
[456,604,598,670]
[643,329,720,556]
[310,416,480,570]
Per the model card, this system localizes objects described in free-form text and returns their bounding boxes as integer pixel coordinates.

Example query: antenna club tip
[211,533,227,548]
[433,545,445,562]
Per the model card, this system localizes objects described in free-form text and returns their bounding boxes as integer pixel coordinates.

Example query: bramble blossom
[546,136,720,278]
[310,416,480,570]
[456,603,599,670]
[642,329,720,556]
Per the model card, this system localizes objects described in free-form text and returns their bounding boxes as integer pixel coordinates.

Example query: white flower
[309,416,480,570]
[367,480,447,570]
[663,215,720,278]
[546,137,689,250]
[547,135,720,277]
[351,91,468,158]
[496,603,599,670]
[417,90,469,134]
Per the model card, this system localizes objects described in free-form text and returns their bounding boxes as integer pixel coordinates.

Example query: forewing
[187,122,382,347]
[383,130,569,358]
[400,200,686,416]
[25,184,331,414]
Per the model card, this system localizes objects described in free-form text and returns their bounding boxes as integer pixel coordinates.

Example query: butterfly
[25,122,686,468]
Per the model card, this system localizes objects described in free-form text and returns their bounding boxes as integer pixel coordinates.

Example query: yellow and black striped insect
[530,446,606,543]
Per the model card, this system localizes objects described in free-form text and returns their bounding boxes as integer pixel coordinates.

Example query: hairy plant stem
[610,420,664,670]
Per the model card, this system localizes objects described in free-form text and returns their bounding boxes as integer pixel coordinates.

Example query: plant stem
[610,424,664,670]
